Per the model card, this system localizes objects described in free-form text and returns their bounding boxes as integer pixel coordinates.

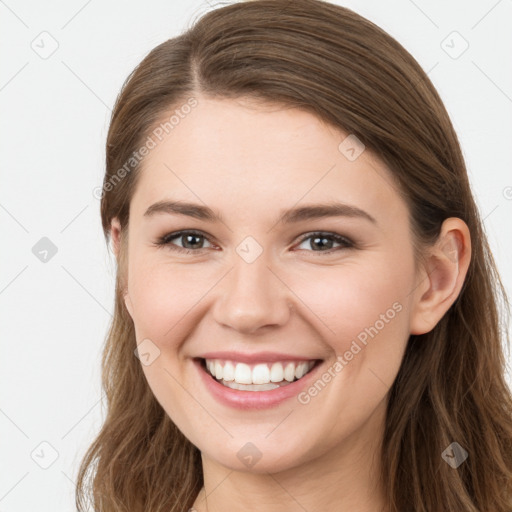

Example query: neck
[192,399,388,512]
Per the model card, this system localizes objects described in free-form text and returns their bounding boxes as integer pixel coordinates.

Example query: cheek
[290,257,413,346]
[126,253,213,340]
[126,237,416,349]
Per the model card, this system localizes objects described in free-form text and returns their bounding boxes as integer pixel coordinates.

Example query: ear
[110,217,122,259]
[409,218,471,335]
[110,217,134,317]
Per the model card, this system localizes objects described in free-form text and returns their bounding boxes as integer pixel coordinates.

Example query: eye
[155,230,354,255]
[294,232,354,254]
[155,230,215,254]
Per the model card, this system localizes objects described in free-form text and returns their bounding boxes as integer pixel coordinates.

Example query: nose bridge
[212,245,291,333]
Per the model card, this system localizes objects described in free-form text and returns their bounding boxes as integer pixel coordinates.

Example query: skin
[110,94,471,512]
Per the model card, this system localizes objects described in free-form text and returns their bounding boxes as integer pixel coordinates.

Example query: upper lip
[196,351,322,364]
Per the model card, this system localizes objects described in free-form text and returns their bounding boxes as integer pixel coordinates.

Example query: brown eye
[156,230,214,254]
[295,232,353,253]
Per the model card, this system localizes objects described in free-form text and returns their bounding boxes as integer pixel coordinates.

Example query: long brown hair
[76,1,512,510]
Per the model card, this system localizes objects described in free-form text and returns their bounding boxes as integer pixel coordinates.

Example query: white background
[1,0,511,510]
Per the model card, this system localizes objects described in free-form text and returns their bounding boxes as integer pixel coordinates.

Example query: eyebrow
[143,200,377,225]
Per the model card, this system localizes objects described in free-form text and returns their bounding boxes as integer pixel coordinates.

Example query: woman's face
[119,94,423,473]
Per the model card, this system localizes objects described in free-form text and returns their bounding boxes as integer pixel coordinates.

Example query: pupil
[180,234,334,251]
[312,236,332,250]
[184,234,202,249]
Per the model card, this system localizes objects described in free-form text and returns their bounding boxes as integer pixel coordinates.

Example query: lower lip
[194,358,323,410]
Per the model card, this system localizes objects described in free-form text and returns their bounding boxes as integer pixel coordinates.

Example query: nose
[212,252,292,335]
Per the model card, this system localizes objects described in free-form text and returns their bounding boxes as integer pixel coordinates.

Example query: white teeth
[234,362,252,384]
[204,359,316,386]
[221,381,280,392]
[284,362,296,382]
[252,363,271,384]
[295,362,308,379]
[214,361,223,380]
[270,362,284,382]
[222,361,235,381]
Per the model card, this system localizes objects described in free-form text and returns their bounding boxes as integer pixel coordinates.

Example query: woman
[76,0,512,510]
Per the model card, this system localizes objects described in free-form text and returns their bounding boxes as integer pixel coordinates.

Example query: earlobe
[409,218,471,335]
[110,217,122,258]
[124,291,134,318]
[111,217,133,318]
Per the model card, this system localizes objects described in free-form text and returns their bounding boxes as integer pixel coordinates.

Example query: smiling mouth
[197,357,321,392]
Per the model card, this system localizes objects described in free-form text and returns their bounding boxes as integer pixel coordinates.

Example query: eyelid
[156,229,216,252]
[294,231,353,248]
[155,229,355,254]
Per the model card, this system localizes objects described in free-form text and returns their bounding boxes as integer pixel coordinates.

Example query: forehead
[129,96,406,225]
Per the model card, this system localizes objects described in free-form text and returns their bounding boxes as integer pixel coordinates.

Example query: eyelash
[154,230,355,256]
